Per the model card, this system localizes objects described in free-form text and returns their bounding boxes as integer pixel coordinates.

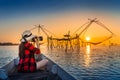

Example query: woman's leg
[36,59,48,70]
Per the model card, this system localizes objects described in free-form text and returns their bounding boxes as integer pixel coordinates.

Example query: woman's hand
[35,38,40,49]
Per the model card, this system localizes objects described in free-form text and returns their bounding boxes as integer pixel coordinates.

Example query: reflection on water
[86,45,91,54]
[84,45,91,67]
[0,46,18,68]
[45,45,120,80]
[0,45,120,80]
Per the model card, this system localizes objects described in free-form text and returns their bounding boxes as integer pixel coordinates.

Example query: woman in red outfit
[18,30,48,72]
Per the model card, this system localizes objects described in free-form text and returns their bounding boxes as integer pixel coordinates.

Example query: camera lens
[31,38,36,42]
[39,36,43,41]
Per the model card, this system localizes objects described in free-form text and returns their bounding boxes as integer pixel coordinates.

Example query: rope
[78,19,113,45]
[42,26,57,37]
[78,20,94,36]
[72,22,89,36]
[89,35,112,45]
[95,21,114,35]
[29,26,37,31]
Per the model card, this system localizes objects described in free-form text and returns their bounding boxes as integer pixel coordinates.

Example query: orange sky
[0,10,120,44]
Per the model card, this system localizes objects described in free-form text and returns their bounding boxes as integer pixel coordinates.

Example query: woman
[18,30,48,72]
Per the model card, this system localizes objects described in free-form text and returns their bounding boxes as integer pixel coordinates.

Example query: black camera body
[31,36,43,42]
[38,36,43,41]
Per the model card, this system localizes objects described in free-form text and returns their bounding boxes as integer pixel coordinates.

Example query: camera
[38,36,43,41]
[31,36,43,42]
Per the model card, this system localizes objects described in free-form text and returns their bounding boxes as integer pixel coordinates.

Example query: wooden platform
[8,70,61,80]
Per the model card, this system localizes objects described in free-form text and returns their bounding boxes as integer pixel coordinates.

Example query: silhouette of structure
[29,18,114,52]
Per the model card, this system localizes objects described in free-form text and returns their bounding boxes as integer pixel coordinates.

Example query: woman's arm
[25,42,40,54]
[35,38,40,49]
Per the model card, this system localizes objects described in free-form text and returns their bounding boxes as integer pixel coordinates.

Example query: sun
[86,37,91,41]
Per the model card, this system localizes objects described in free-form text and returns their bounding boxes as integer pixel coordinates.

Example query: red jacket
[18,42,40,72]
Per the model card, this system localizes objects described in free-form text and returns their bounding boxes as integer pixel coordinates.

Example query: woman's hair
[19,42,26,58]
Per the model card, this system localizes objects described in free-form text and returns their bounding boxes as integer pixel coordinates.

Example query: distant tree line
[0,42,19,46]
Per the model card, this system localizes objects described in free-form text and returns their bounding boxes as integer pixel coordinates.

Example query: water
[0,45,120,80]
[0,46,18,68]
[44,45,120,80]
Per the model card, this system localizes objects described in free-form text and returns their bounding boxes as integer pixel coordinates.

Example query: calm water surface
[0,45,120,80]
[0,46,18,68]
[44,45,120,80]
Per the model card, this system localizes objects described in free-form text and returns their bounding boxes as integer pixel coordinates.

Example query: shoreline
[0,43,19,46]
[0,45,19,46]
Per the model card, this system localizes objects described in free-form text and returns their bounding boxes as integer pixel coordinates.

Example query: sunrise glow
[86,37,91,41]
[0,0,120,45]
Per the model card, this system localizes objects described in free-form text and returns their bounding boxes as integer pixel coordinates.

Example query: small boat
[0,54,76,80]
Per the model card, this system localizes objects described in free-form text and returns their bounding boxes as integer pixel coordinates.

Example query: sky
[0,0,120,44]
